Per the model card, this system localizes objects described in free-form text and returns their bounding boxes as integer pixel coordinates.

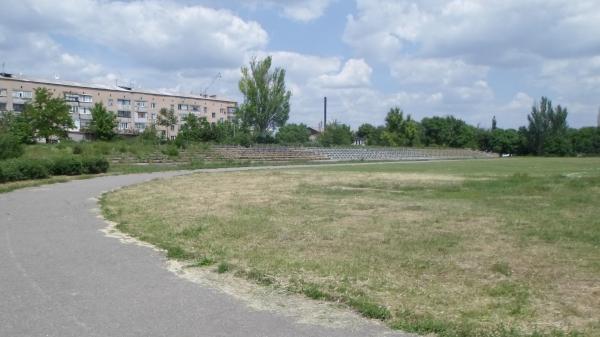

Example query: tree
[275,123,310,144]
[492,116,497,130]
[381,107,420,146]
[421,116,476,148]
[177,113,202,144]
[157,107,177,140]
[571,127,600,155]
[237,56,291,135]
[526,97,571,156]
[319,122,353,146]
[0,111,35,144]
[22,88,74,143]
[89,103,117,141]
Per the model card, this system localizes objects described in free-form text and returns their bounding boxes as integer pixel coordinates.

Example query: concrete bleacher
[107,145,495,164]
[212,145,496,162]
[305,147,496,161]
[212,145,328,161]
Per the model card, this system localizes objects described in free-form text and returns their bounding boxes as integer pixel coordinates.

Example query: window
[70,106,78,113]
[178,104,188,111]
[227,107,236,114]
[170,135,175,140]
[203,106,207,113]
[192,105,199,112]
[12,103,25,112]
[150,102,156,109]
[117,99,130,106]
[0,103,6,111]
[220,108,225,114]
[151,113,156,120]
[0,89,7,97]
[118,122,129,130]
[220,117,224,122]
[108,99,113,106]
[170,125,175,131]
[137,112,146,119]
[64,94,79,102]
[117,110,131,118]
[136,101,146,108]
[78,107,91,114]
[211,112,216,118]
[12,91,32,99]
[81,95,93,103]
[80,120,91,129]
[135,123,146,130]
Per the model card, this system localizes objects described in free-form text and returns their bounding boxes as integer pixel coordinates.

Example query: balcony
[12,98,30,104]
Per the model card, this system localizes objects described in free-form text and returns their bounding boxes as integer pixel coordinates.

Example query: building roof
[0,73,237,103]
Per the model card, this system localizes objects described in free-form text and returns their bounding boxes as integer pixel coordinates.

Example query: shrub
[0,133,24,160]
[162,146,179,157]
[81,157,109,174]
[0,159,49,182]
[0,160,24,182]
[20,160,50,180]
[50,156,83,175]
[0,155,108,183]
[72,144,83,154]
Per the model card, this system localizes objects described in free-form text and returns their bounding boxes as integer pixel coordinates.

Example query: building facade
[0,73,237,140]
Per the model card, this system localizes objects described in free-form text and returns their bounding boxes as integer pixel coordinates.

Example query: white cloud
[390,57,488,86]
[1,0,268,70]
[344,0,600,65]
[314,59,372,89]
[242,0,336,22]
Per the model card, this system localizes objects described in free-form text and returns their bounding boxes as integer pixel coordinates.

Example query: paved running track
[1,166,409,337]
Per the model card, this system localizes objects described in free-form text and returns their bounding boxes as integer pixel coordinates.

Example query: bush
[319,122,353,147]
[50,156,83,175]
[0,133,24,160]
[72,144,83,154]
[0,159,49,183]
[81,157,109,174]
[276,123,310,145]
[0,155,108,183]
[162,146,179,157]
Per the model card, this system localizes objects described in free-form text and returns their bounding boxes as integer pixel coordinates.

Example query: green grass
[99,157,600,336]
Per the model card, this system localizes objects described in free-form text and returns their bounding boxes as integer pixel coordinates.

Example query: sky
[1,0,599,129]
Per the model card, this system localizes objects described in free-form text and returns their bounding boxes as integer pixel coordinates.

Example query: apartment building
[0,73,237,140]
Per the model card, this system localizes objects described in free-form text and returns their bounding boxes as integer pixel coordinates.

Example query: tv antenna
[203,72,221,97]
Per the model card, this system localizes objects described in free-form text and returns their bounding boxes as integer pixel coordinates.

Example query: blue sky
[1,0,599,129]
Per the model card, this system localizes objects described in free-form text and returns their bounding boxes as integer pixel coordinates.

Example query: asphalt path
[1,165,411,337]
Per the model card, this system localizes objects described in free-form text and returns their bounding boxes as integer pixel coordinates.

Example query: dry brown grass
[102,159,600,336]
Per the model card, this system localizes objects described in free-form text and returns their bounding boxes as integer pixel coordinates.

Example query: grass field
[101,158,600,337]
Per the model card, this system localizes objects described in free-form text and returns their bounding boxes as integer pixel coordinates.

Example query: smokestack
[324,96,327,131]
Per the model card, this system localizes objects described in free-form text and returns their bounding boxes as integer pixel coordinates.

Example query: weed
[491,262,512,276]
[347,297,391,320]
[164,245,192,259]
[217,262,230,273]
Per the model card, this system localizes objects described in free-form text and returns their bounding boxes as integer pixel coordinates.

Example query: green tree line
[2,56,599,157]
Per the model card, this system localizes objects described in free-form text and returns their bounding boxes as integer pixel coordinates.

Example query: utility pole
[323,96,327,131]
